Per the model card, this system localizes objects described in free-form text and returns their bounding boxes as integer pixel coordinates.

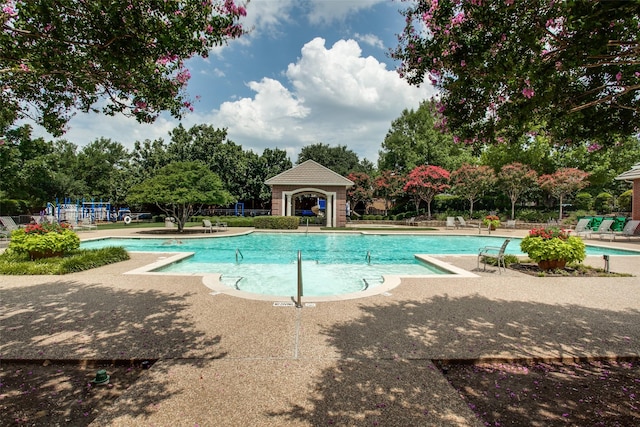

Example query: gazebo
[265,160,354,228]
[615,162,640,220]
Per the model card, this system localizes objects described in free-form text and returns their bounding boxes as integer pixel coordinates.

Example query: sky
[31,0,436,164]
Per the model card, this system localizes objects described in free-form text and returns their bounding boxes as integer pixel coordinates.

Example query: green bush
[253,216,299,229]
[9,223,80,259]
[618,190,633,212]
[594,192,614,214]
[0,247,129,275]
[574,192,593,211]
[520,227,586,264]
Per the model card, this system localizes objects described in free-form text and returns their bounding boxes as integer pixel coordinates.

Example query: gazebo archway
[265,160,354,228]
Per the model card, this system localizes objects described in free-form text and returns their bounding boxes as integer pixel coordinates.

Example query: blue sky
[32,0,436,163]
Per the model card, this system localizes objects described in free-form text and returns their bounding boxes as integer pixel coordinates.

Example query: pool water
[81,233,638,296]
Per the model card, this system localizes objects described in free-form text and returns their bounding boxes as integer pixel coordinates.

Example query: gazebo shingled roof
[265,160,354,187]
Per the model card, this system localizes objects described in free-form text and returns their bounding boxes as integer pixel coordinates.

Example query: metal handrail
[366,250,371,265]
[294,250,303,308]
[235,248,243,263]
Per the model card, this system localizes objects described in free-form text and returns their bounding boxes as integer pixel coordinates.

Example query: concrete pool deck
[1,225,639,426]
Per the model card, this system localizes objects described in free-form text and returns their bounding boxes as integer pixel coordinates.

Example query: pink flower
[460,60,466,67]
[451,12,466,26]
[522,87,535,98]
[616,71,622,81]
[19,63,29,72]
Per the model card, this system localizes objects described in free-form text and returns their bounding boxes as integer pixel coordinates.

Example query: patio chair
[612,220,640,241]
[203,219,214,233]
[446,217,456,229]
[591,219,615,240]
[0,216,19,232]
[506,220,516,229]
[477,239,511,273]
[573,218,592,238]
[405,217,417,226]
[456,216,477,228]
[80,217,97,231]
[215,220,228,231]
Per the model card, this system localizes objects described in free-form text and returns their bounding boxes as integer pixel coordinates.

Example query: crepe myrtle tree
[0,0,247,137]
[374,170,405,215]
[403,165,450,219]
[127,161,233,232]
[346,172,374,215]
[393,0,640,146]
[451,163,496,217]
[499,162,538,220]
[538,168,590,221]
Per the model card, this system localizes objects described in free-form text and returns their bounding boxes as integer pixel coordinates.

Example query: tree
[297,143,360,177]
[346,172,374,214]
[393,1,640,145]
[374,170,405,214]
[451,164,496,217]
[378,100,474,173]
[126,161,232,232]
[402,165,450,219]
[75,138,129,202]
[538,168,590,220]
[1,0,247,136]
[498,163,538,220]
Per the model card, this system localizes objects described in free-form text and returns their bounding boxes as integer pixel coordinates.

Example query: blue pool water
[81,233,638,296]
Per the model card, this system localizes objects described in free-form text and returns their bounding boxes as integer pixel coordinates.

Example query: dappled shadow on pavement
[273,295,640,426]
[0,280,226,423]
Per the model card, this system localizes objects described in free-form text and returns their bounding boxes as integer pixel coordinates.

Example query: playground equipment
[47,198,113,223]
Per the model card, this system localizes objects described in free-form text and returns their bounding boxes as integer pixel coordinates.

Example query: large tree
[538,168,590,220]
[127,161,232,232]
[1,0,247,136]
[393,1,640,145]
[297,143,360,177]
[346,172,374,214]
[403,165,450,219]
[451,164,496,217]
[378,100,473,173]
[498,163,538,220]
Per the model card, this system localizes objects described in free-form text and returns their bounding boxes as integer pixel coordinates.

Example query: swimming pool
[81,233,638,297]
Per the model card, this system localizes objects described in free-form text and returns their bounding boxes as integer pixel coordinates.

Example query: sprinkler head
[91,369,110,385]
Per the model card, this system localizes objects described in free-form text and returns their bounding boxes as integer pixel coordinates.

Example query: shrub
[9,222,80,259]
[574,192,593,211]
[520,227,586,264]
[253,216,299,229]
[594,192,614,214]
[617,190,633,212]
[0,247,129,275]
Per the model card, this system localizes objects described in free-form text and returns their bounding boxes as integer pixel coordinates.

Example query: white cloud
[206,37,434,162]
[307,0,387,25]
[354,33,385,49]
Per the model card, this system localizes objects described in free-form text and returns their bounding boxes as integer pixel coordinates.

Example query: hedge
[253,216,299,229]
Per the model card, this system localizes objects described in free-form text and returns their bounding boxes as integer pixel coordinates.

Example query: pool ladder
[366,250,371,265]
[235,248,243,263]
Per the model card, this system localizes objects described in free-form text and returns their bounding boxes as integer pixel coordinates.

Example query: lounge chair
[80,217,97,231]
[477,239,511,273]
[591,219,615,240]
[505,220,516,229]
[573,218,592,238]
[215,220,228,231]
[0,216,19,232]
[405,217,417,226]
[456,216,477,228]
[612,220,640,241]
[446,217,456,229]
[203,219,214,233]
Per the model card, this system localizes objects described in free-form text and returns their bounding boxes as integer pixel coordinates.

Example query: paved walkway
[1,225,639,426]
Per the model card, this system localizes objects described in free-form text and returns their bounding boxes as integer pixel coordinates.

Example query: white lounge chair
[573,218,592,238]
[477,239,511,273]
[405,217,418,226]
[446,217,456,229]
[612,220,640,240]
[456,216,477,228]
[505,220,516,229]
[0,216,19,232]
[203,219,214,233]
[591,219,615,240]
[215,220,228,231]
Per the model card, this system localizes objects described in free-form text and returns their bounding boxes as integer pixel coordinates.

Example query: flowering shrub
[520,227,586,264]
[9,222,80,259]
[483,215,501,228]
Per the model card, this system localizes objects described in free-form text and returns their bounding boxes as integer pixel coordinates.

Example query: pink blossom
[460,60,466,67]
[587,143,602,152]
[522,87,535,98]
[635,72,640,77]
[2,5,17,16]
[451,12,466,26]
[19,63,29,72]
[505,0,514,4]
[616,71,622,81]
